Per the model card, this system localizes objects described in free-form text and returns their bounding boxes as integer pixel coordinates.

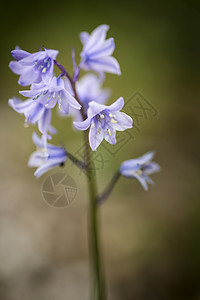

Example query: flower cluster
[9,24,160,191]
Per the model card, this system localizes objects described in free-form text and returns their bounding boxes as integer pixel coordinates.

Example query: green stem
[55,63,106,299]
[85,135,106,300]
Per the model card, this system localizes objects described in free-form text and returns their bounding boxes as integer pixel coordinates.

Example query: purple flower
[73,97,132,151]
[19,76,81,114]
[9,47,59,86]
[79,25,121,76]
[68,74,110,122]
[28,133,67,178]
[8,97,57,138]
[120,151,161,190]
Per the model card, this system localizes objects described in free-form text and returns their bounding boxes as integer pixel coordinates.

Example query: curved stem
[66,151,86,170]
[97,171,121,205]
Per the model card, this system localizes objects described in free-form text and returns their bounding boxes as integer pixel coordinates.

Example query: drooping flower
[28,133,67,178]
[73,97,132,151]
[77,74,110,109]
[8,97,57,138]
[120,151,161,190]
[66,74,110,121]
[79,24,121,76]
[9,47,59,86]
[19,76,81,114]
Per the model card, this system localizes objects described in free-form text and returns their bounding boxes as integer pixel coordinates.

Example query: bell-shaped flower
[8,97,57,138]
[73,97,132,151]
[9,47,59,86]
[28,133,67,178]
[120,151,161,190]
[79,24,121,76]
[19,76,81,114]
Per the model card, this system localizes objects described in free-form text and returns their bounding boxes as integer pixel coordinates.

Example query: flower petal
[87,101,106,119]
[79,31,90,45]
[107,97,124,111]
[18,68,40,86]
[133,172,148,191]
[8,97,34,113]
[88,38,115,58]
[89,120,104,151]
[11,49,30,61]
[137,151,155,164]
[144,162,161,175]
[82,24,109,54]
[104,127,116,145]
[34,158,66,178]
[112,111,133,131]
[73,118,91,131]
[9,61,25,75]
[29,103,46,123]
[84,56,121,75]
[38,109,52,135]
[61,89,81,110]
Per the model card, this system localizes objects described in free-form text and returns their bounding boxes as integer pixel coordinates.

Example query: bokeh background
[1,0,200,299]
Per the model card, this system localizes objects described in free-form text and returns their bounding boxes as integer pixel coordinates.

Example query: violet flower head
[120,151,161,191]
[8,97,57,138]
[73,97,132,151]
[20,76,81,114]
[9,47,59,86]
[79,25,121,76]
[28,133,67,178]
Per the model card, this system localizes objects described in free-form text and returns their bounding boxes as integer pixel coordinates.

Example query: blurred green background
[1,0,200,299]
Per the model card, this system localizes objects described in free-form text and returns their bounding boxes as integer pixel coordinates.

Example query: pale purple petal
[29,103,46,123]
[44,49,59,59]
[34,158,66,178]
[18,68,40,86]
[61,90,81,110]
[84,56,121,75]
[144,162,161,175]
[48,125,57,135]
[136,151,155,165]
[73,118,91,131]
[133,173,148,191]
[8,97,34,113]
[19,89,40,98]
[87,101,106,119]
[88,38,115,58]
[89,120,104,151]
[82,24,109,54]
[11,49,30,61]
[9,61,25,75]
[38,109,52,134]
[112,111,133,131]
[107,97,124,112]
[104,128,117,145]
[20,51,46,65]
[79,32,90,44]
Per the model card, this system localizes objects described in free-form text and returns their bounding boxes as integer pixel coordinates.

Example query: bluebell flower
[120,151,161,190]
[73,97,132,151]
[66,74,110,122]
[20,76,81,114]
[9,47,59,86]
[79,24,121,76]
[28,133,67,178]
[8,97,57,138]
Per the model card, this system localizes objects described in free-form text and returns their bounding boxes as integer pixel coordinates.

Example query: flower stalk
[85,139,106,300]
